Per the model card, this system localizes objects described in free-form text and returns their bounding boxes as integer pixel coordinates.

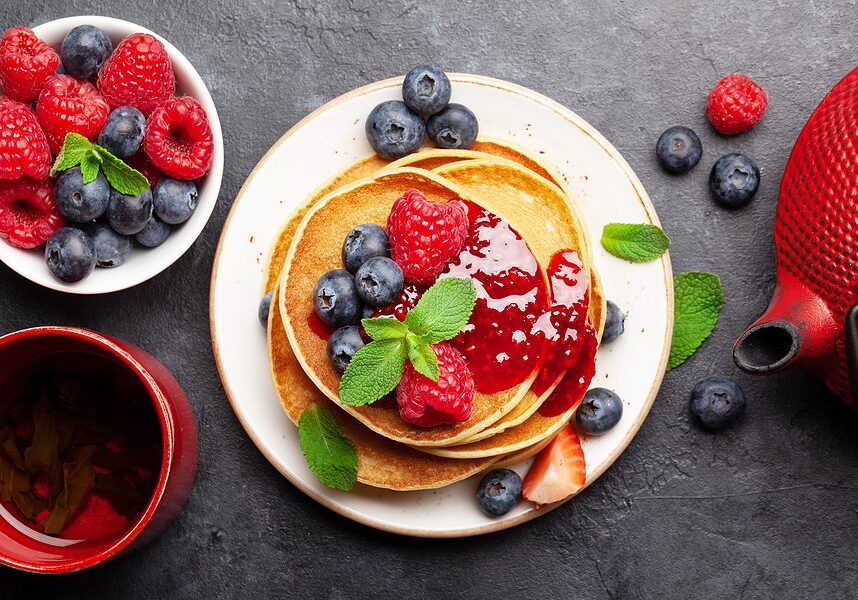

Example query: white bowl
[0,16,224,295]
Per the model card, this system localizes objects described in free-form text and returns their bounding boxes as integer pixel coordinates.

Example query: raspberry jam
[531,251,591,397]
[307,312,334,341]
[443,201,549,393]
[370,284,422,321]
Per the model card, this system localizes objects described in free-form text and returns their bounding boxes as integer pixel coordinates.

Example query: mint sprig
[668,272,723,370]
[50,133,150,196]
[338,277,476,406]
[601,223,671,263]
[298,403,358,491]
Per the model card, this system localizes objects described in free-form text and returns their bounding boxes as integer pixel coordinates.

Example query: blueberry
[355,257,404,307]
[342,224,389,274]
[259,290,274,327]
[327,326,365,373]
[135,215,171,248]
[87,223,131,268]
[576,388,623,435]
[402,65,451,118]
[427,103,478,149]
[313,269,363,327]
[107,187,153,235]
[60,25,112,80]
[45,227,96,283]
[365,100,425,160]
[476,469,522,517]
[602,300,625,344]
[54,166,110,222]
[690,376,746,430]
[153,177,198,225]
[656,126,702,174]
[709,153,760,208]
[98,107,146,159]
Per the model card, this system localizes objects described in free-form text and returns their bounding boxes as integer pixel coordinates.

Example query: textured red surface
[767,66,858,403]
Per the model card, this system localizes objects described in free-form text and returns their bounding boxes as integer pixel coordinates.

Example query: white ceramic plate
[211,75,673,537]
[0,16,224,295]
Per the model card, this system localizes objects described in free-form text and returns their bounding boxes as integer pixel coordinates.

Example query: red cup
[0,327,198,573]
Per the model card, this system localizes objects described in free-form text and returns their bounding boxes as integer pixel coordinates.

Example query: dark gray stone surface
[1,1,856,597]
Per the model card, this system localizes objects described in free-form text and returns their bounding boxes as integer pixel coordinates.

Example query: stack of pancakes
[266,139,606,491]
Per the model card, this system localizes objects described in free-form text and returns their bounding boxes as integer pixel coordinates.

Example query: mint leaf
[298,404,357,491]
[98,149,149,196]
[48,133,150,195]
[406,333,439,381]
[362,317,409,341]
[339,338,407,406]
[49,133,93,177]
[80,152,101,184]
[668,272,723,370]
[601,223,670,263]
[404,277,476,344]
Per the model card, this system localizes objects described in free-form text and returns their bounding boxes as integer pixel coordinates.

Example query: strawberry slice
[522,423,586,505]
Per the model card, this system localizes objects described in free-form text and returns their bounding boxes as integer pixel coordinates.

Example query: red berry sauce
[443,200,549,393]
[370,284,422,321]
[307,312,334,341]
[531,250,591,396]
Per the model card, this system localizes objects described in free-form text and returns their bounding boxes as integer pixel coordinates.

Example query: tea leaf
[43,446,98,535]
[0,452,29,503]
[24,397,60,473]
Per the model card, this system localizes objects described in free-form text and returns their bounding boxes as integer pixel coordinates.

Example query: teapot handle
[848,304,858,403]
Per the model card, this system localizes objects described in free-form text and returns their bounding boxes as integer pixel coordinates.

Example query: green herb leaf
[406,333,439,381]
[98,149,150,196]
[339,338,407,406]
[404,277,476,344]
[49,133,93,177]
[43,445,98,535]
[362,317,409,341]
[601,223,671,263]
[48,133,149,195]
[80,151,101,184]
[298,404,358,491]
[668,272,723,370]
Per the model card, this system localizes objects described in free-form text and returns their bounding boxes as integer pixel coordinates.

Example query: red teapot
[734,66,858,406]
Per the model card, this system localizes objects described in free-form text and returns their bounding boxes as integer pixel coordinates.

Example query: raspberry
[144,96,214,180]
[706,73,768,135]
[396,342,474,427]
[0,97,51,180]
[0,27,59,103]
[0,178,63,249]
[36,75,109,155]
[97,33,175,116]
[386,189,468,285]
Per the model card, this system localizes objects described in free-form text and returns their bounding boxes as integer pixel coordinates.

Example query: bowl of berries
[0,16,223,293]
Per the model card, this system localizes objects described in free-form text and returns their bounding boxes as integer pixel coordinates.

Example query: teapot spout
[733,272,838,374]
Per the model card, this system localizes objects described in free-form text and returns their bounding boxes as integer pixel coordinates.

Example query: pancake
[263,137,588,293]
[279,167,545,447]
[414,405,577,459]
[268,297,500,489]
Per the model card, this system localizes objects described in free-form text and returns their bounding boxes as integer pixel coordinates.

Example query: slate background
[1,1,857,598]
